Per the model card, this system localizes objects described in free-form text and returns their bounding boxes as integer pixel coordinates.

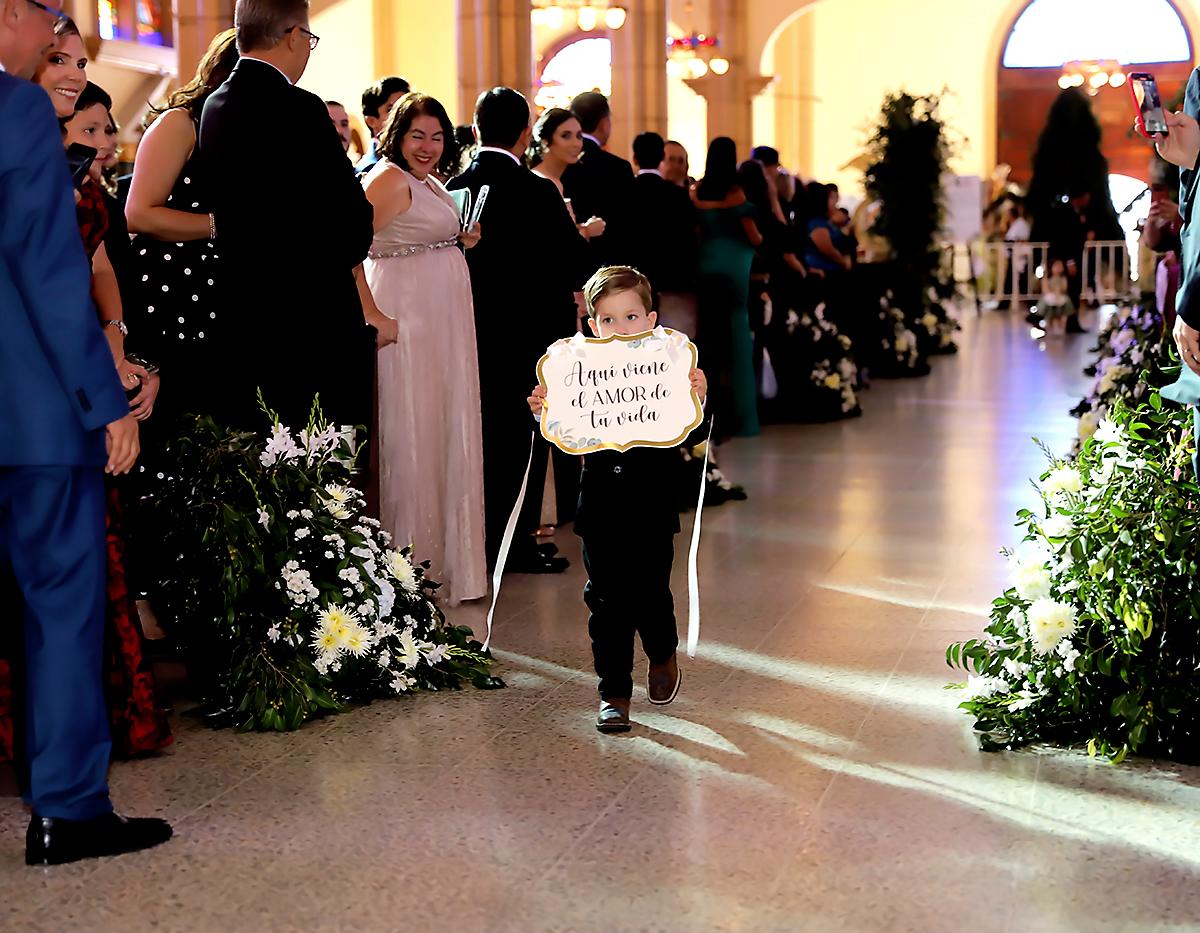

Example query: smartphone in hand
[65,143,97,190]
[1130,73,1169,138]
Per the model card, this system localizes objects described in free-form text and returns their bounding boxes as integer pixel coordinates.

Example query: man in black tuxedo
[628,132,697,318]
[200,0,375,432]
[448,87,588,573]
[562,91,635,268]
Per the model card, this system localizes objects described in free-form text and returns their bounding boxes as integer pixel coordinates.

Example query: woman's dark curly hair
[379,93,460,179]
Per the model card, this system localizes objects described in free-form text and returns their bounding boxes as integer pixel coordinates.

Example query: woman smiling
[34,16,86,118]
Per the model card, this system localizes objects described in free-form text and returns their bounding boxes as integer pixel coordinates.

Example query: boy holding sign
[528,267,707,733]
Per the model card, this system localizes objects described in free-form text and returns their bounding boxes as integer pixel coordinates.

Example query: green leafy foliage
[142,400,502,732]
[863,91,960,366]
[949,393,1200,762]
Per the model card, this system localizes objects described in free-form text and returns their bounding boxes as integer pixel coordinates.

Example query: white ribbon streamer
[686,419,713,658]
[483,430,535,651]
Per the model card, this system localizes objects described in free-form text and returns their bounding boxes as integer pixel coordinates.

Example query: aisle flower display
[1070,304,1171,448]
[863,90,960,371]
[144,401,501,732]
[949,394,1200,762]
[797,302,862,417]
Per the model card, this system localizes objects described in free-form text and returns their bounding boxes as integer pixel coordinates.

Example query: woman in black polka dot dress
[125,29,237,427]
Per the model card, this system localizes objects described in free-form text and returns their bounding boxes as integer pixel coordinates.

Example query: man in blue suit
[1,0,172,864]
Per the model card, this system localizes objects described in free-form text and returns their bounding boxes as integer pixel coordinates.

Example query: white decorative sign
[537,327,703,454]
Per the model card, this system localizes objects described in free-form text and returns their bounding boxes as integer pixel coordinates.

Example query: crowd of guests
[0,0,923,862]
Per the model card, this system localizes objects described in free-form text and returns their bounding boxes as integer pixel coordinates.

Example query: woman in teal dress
[692,137,763,440]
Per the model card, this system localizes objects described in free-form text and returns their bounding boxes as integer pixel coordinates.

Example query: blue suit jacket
[0,71,127,466]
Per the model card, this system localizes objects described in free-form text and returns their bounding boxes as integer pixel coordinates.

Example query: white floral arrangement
[146,404,499,732]
[949,398,1200,762]
[1072,304,1167,447]
[786,303,861,418]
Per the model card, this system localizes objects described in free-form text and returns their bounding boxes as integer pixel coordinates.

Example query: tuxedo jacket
[628,171,697,295]
[0,71,127,466]
[448,151,589,382]
[199,59,375,429]
[562,137,636,268]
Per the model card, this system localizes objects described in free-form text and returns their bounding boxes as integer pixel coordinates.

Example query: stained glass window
[136,0,165,46]
[97,0,171,46]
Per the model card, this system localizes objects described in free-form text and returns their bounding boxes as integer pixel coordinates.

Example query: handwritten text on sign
[537,327,702,454]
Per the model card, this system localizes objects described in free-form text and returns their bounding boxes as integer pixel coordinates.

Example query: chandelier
[1059,59,1126,95]
[530,1,627,30]
[666,31,729,79]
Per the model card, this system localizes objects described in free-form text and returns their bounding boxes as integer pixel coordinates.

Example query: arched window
[535,37,611,113]
[1003,0,1189,67]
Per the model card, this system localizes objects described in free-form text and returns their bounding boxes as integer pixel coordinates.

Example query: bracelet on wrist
[208,212,217,241]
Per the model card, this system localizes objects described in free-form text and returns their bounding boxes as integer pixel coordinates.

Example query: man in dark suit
[628,131,697,326]
[448,87,589,573]
[1,0,171,865]
[200,0,376,432]
[562,91,635,268]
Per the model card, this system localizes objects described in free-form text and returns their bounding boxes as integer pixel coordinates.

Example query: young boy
[528,266,707,733]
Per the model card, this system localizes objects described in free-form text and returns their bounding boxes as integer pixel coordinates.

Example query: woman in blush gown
[361,94,487,606]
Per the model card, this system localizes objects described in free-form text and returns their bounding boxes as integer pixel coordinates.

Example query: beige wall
[301,0,459,126]
[755,0,1200,195]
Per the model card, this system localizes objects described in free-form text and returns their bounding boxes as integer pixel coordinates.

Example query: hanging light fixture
[530,1,627,31]
[1059,59,1124,97]
[667,30,727,80]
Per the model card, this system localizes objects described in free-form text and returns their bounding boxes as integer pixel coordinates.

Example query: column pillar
[609,0,667,161]
[173,0,233,84]
[458,0,533,123]
[682,0,769,156]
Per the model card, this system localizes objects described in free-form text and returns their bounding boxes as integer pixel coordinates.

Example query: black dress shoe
[536,542,559,558]
[507,552,570,574]
[26,812,173,866]
[1065,316,1086,334]
[597,699,632,733]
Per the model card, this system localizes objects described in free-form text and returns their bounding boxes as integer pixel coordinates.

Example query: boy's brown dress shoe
[647,654,681,705]
[596,698,631,733]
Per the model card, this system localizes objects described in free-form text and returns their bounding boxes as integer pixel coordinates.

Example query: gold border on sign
[537,328,704,455]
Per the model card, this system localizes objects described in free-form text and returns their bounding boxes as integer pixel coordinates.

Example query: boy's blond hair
[582,265,653,319]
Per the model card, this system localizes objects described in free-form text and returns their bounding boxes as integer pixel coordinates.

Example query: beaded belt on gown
[368,237,459,259]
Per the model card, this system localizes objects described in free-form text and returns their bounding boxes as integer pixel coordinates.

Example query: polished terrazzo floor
[5,310,1200,932]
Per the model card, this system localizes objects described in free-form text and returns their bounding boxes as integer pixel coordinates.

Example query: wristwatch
[103,319,128,336]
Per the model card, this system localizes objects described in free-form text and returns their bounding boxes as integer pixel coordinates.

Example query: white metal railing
[970,240,1135,306]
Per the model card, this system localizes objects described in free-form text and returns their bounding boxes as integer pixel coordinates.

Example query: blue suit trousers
[0,466,112,820]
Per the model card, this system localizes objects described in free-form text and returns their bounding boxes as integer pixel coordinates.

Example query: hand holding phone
[1154,110,1200,169]
[1130,73,1169,138]
[65,143,97,190]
